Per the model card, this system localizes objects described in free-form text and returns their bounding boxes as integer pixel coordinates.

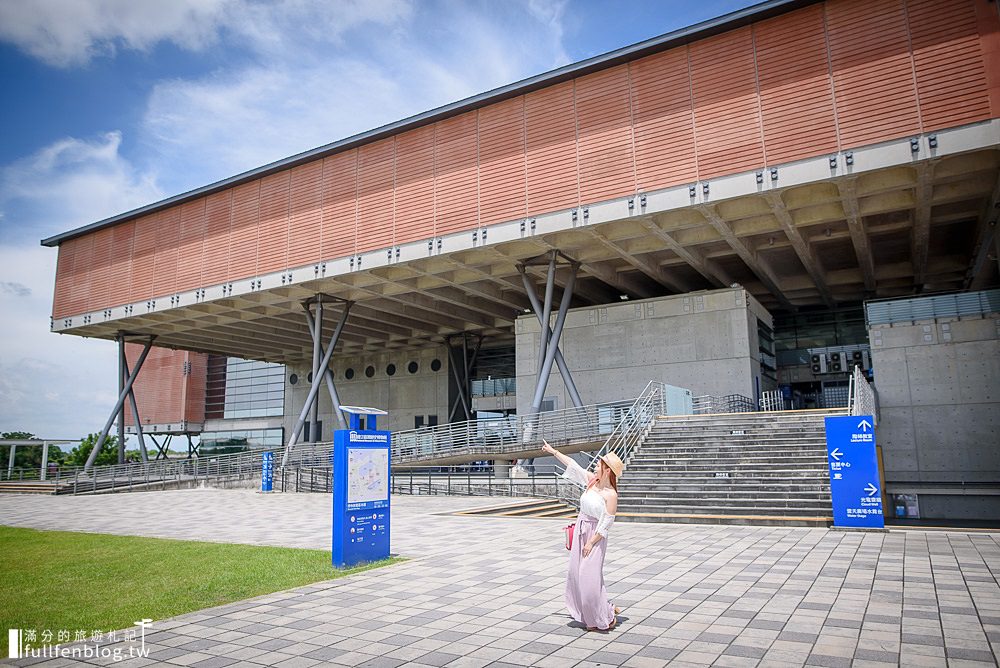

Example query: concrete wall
[515,287,773,413]
[871,314,1000,519]
[283,346,451,437]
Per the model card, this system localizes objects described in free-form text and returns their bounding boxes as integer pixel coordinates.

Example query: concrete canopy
[53,137,1000,365]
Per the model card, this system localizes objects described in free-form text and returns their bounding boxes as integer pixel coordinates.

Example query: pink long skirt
[565,514,615,630]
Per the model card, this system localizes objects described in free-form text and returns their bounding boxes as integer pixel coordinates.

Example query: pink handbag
[564,522,575,550]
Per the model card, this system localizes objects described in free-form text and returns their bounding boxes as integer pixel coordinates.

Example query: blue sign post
[261,451,274,493]
[332,406,391,568]
[824,415,883,528]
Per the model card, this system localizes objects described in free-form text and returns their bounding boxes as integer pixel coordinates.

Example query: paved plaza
[1,488,999,667]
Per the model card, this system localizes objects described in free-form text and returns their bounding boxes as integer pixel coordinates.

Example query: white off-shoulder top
[561,458,616,538]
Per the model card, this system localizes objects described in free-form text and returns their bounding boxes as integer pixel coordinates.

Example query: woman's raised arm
[541,440,575,469]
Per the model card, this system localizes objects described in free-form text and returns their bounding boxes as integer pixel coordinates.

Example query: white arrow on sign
[865,482,879,497]
[858,419,872,432]
[830,448,843,461]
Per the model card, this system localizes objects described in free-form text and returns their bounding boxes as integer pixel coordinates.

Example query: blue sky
[0,0,759,441]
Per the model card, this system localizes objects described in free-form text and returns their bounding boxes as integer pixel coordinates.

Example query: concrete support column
[310,296,323,442]
[40,442,49,481]
[7,445,15,478]
[117,334,126,465]
[493,459,511,479]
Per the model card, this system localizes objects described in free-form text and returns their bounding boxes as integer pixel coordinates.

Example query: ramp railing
[391,390,656,465]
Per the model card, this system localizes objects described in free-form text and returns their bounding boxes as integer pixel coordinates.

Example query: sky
[0,0,761,443]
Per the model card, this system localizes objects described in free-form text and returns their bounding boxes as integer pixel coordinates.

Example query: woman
[542,440,622,632]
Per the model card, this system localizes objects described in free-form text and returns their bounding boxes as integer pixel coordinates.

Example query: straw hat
[599,451,624,479]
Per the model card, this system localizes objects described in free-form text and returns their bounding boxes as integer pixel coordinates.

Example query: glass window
[221,358,285,419]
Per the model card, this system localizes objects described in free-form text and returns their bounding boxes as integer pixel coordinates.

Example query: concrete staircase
[617,410,842,527]
[456,498,577,519]
[0,480,68,494]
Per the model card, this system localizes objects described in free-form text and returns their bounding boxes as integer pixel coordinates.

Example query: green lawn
[0,526,400,656]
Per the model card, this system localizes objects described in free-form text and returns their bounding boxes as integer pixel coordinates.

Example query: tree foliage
[63,434,120,467]
[0,431,67,469]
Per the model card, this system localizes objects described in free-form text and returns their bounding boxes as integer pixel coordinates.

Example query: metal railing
[552,381,666,508]
[391,389,663,465]
[692,394,756,414]
[7,382,673,495]
[391,470,566,500]
[759,389,785,412]
[847,365,879,425]
[0,442,338,494]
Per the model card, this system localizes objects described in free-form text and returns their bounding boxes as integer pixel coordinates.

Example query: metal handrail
[391,390,657,465]
[549,381,665,509]
[847,365,879,425]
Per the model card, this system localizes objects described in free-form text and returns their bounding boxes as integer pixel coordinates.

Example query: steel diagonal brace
[518,266,584,409]
[85,334,156,471]
[448,334,483,421]
[121,353,148,464]
[530,262,578,412]
[282,301,353,467]
[302,306,350,433]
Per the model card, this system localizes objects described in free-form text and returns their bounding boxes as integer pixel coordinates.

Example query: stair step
[620,493,831,503]
[618,502,832,515]
[455,498,576,519]
[618,512,830,527]
[497,502,569,517]
[533,507,578,518]
[619,472,830,480]
[620,487,830,494]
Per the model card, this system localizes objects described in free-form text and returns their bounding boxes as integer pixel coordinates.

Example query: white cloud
[0,243,118,440]
[0,0,413,68]
[0,131,162,241]
[0,0,231,67]
[0,133,161,438]
[141,1,569,190]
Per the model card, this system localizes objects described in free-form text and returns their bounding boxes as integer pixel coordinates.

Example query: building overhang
[52,121,1000,363]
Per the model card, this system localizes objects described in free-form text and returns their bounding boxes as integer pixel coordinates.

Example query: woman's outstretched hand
[541,440,557,456]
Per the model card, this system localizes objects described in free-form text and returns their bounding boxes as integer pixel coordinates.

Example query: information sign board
[261,451,274,493]
[824,415,883,528]
[332,429,391,567]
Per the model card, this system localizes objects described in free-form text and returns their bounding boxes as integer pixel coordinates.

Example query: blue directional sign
[332,407,391,568]
[824,415,883,528]
[261,451,274,493]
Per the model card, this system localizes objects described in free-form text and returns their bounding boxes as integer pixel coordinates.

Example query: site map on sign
[347,448,389,504]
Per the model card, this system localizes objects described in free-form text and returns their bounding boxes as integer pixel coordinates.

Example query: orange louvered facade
[123,345,208,429]
[51,0,997,321]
